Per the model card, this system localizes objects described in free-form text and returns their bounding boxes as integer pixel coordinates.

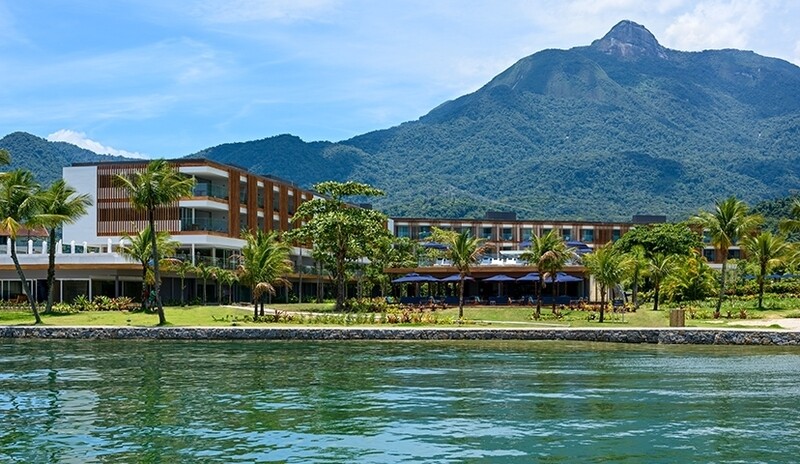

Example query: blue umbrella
[483,274,516,282]
[421,241,449,250]
[391,272,440,283]
[516,272,540,282]
[439,274,475,282]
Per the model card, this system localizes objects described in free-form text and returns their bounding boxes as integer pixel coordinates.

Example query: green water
[1,340,799,463]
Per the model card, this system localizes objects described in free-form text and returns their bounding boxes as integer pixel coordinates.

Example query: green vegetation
[238,230,293,318]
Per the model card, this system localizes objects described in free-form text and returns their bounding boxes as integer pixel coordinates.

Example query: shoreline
[2,326,800,345]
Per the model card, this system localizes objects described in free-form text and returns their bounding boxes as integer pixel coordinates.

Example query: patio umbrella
[483,274,516,297]
[421,241,449,250]
[391,272,440,283]
[516,272,540,282]
[554,272,582,283]
[439,274,475,282]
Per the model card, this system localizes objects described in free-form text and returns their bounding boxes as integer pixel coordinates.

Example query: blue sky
[0,0,798,159]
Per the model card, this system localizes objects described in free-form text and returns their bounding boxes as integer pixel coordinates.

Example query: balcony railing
[193,183,228,200]
[181,218,228,234]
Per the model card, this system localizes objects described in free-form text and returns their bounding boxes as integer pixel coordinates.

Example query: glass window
[257,216,265,231]
[272,219,281,232]
[239,183,248,205]
[257,187,265,209]
[481,227,493,240]
[541,228,552,237]
[561,228,572,241]
[418,226,431,239]
[288,195,295,215]
[502,227,513,241]
[239,215,248,233]
[581,228,594,243]
[522,228,533,241]
[272,190,280,212]
[611,229,621,241]
[703,248,716,262]
[396,225,409,238]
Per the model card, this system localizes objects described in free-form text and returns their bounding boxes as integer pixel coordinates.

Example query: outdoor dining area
[390,272,587,307]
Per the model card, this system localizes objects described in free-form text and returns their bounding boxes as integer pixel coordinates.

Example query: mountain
[188,20,800,221]
[8,20,800,221]
[0,132,130,185]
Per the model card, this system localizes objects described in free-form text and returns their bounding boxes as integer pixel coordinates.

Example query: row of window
[195,178,297,214]
[395,225,619,243]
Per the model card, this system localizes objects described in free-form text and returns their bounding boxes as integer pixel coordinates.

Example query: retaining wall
[1,326,800,345]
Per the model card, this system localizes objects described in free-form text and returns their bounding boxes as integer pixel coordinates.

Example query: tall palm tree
[114,160,195,324]
[30,179,92,314]
[521,231,574,318]
[648,253,675,312]
[778,199,800,235]
[743,232,791,310]
[238,230,293,318]
[120,227,178,312]
[444,230,487,319]
[216,268,238,305]
[691,197,762,318]
[583,244,627,323]
[0,170,42,323]
[624,245,648,310]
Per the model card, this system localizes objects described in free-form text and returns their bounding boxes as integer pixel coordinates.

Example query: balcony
[181,218,229,234]
[193,183,228,201]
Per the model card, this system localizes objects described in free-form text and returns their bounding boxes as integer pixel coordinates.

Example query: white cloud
[664,0,766,51]
[46,130,149,159]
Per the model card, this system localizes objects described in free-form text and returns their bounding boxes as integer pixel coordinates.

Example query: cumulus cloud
[664,0,765,51]
[46,130,148,159]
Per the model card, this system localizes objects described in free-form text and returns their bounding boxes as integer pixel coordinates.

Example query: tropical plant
[433,228,487,319]
[0,169,42,323]
[0,148,10,166]
[113,159,196,324]
[583,244,627,323]
[648,253,675,312]
[521,231,575,318]
[119,226,179,311]
[216,268,238,304]
[691,196,762,317]
[742,232,792,310]
[194,263,217,305]
[623,246,648,310]
[29,179,92,314]
[661,253,717,303]
[163,258,195,306]
[286,181,391,312]
[778,199,800,235]
[238,230,293,318]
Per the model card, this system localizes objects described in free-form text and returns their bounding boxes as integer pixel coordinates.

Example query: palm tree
[0,148,10,165]
[691,197,762,318]
[778,199,800,235]
[120,227,178,312]
[216,268,238,305]
[648,253,675,312]
[114,160,195,324]
[624,245,648,310]
[743,232,791,310]
[0,170,42,323]
[195,263,216,305]
[521,231,574,318]
[238,230,293,318]
[443,230,487,319]
[30,180,92,314]
[583,244,627,323]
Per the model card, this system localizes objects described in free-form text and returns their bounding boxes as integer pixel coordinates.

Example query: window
[703,248,716,262]
[396,225,409,238]
[257,216,265,230]
[257,187,265,208]
[611,229,621,241]
[502,227,513,241]
[460,227,472,236]
[418,226,431,239]
[481,227,493,240]
[272,190,280,212]
[288,195,295,215]
[239,214,248,233]
[239,183,248,205]
[581,228,594,243]
[522,228,533,241]
[272,219,281,232]
[541,228,552,237]
[703,231,711,244]
[561,228,572,241]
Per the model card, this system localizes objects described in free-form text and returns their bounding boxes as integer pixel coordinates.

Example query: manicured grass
[0,306,254,327]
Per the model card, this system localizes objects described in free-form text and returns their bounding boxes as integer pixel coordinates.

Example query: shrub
[72,295,96,311]
[51,303,79,315]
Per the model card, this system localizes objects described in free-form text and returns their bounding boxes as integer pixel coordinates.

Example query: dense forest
[4,21,800,222]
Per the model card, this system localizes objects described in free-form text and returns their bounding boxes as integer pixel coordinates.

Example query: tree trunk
[758,263,766,310]
[140,265,148,312]
[148,208,166,325]
[653,278,661,312]
[716,256,727,318]
[632,268,640,310]
[336,251,346,312]
[45,228,57,314]
[180,276,185,306]
[202,278,207,305]
[535,281,542,320]
[458,274,465,319]
[253,286,258,319]
[551,276,558,315]
[11,243,41,324]
[599,284,606,323]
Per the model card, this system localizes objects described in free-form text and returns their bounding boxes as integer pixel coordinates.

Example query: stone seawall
[1,326,800,345]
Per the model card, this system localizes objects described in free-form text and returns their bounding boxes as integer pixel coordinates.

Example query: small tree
[195,263,216,305]
[521,231,574,318]
[286,181,391,312]
[648,253,675,312]
[583,244,627,323]
[216,268,238,304]
[238,230,293,318]
[742,232,791,310]
[164,258,195,306]
[120,227,178,311]
[432,228,487,319]
[691,197,762,317]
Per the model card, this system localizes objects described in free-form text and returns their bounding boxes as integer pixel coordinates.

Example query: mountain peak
[590,20,666,59]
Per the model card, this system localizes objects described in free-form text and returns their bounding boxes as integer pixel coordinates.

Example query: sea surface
[1,339,799,463]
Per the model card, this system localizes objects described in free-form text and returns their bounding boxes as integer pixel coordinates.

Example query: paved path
[731,318,800,330]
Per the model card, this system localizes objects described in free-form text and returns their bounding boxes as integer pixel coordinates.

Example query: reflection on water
[1,340,799,463]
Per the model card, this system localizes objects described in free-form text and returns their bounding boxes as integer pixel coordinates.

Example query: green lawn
[1,295,799,328]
